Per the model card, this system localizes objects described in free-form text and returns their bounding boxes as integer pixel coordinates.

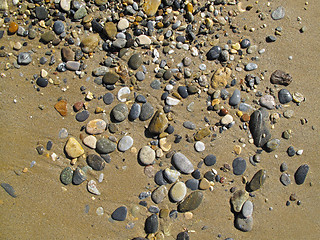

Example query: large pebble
[140,103,154,121]
[151,185,168,204]
[112,206,127,221]
[104,22,117,40]
[93,66,109,76]
[249,169,267,191]
[145,214,158,234]
[86,119,107,135]
[118,136,133,152]
[143,0,161,16]
[185,179,199,190]
[163,168,180,183]
[60,0,71,11]
[194,141,205,152]
[96,138,116,154]
[278,89,292,104]
[128,53,142,70]
[148,110,168,134]
[139,146,155,165]
[245,63,258,71]
[183,121,196,130]
[207,46,221,60]
[81,34,99,53]
[87,154,105,171]
[235,214,253,232]
[53,21,65,35]
[271,6,285,20]
[265,139,280,152]
[270,70,292,86]
[129,103,141,121]
[103,71,119,85]
[204,154,216,166]
[172,152,194,174]
[260,95,276,109]
[230,190,249,212]
[169,182,187,202]
[103,92,114,105]
[1,183,17,198]
[17,52,32,65]
[117,18,129,31]
[194,127,211,141]
[75,110,90,122]
[232,157,246,175]
[229,89,241,106]
[249,108,271,147]
[60,167,73,185]
[294,164,309,185]
[178,191,203,212]
[111,103,129,122]
[221,114,233,125]
[242,200,253,218]
[211,67,231,89]
[65,137,84,158]
[166,97,180,106]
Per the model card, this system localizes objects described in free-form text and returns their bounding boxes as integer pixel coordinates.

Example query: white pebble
[96,207,104,216]
[98,173,104,183]
[117,87,130,102]
[194,141,205,152]
[296,149,303,155]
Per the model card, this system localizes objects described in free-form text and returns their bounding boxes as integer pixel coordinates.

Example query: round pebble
[75,110,90,122]
[139,146,155,165]
[278,89,293,104]
[111,103,129,122]
[194,141,205,152]
[118,135,133,152]
[204,154,216,166]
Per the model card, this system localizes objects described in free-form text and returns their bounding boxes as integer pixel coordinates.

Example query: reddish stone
[8,22,19,34]
[73,101,83,112]
[220,108,228,116]
[241,113,250,122]
[54,100,67,116]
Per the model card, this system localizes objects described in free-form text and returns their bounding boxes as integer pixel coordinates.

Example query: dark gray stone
[139,102,154,121]
[136,94,147,103]
[111,206,127,221]
[35,7,48,20]
[150,79,161,89]
[229,89,241,106]
[278,89,292,104]
[1,183,17,198]
[207,46,221,60]
[17,52,32,65]
[280,173,291,186]
[60,167,73,185]
[36,77,48,87]
[87,154,105,171]
[72,167,87,185]
[249,109,271,147]
[129,102,141,121]
[287,146,296,157]
[294,164,309,185]
[232,157,246,175]
[154,170,168,186]
[204,154,216,166]
[75,110,89,122]
[103,92,114,105]
[128,53,142,70]
[185,179,199,190]
[53,20,65,35]
[145,214,158,234]
[96,138,116,154]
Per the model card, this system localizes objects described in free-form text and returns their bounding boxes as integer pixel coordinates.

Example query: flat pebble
[231,190,249,212]
[229,89,241,106]
[169,182,187,202]
[150,79,161,89]
[139,146,155,165]
[278,89,292,104]
[112,206,127,221]
[65,137,84,158]
[118,136,133,152]
[96,138,116,154]
[87,154,105,171]
[111,103,129,122]
[204,154,216,166]
[280,173,291,186]
[1,183,17,198]
[232,157,246,175]
[163,168,180,183]
[178,191,203,212]
[245,63,258,71]
[75,110,90,122]
[17,52,32,65]
[145,214,158,234]
[271,6,285,20]
[172,152,194,174]
[154,170,168,186]
[235,214,253,232]
[294,164,309,185]
[103,92,114,105]
[128,53,142,70]
[166,96,180,106]
[87,180,101,195]
[260,95,276,109]
[151,185,168,204]
[242,200,253,218]
[86,119,107,135]
[186,179,199,190]
[140,102,154,121]
[183,121,196,130]
[221,114,233,125]
[129,102,141,121]
[72,167,87,185]
[249,169,267,191]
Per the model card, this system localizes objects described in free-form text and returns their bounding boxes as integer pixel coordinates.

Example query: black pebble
[240,38,250,48]
[165,125,174,134]
[204,171,215,181]
[46,140,53,150]
[287,146,296,157]
[191,169,201,179]
[204,154,217,166]
[75,110,89,122]
[177,231,190,240]
[154,170,168,186]
[266,35,277,42]
[207,46,221,60]
[86,154,105,171]
[294,164,309,185]
[111,206,127,221]
[145,214,158,234]
[103,92,114,105]
[36,77,48,87]
[178,86,188,98]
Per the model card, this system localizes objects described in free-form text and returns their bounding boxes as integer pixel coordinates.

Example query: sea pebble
[140,102,154,121]
[249,169,267,191]
[65,137,84,158]
[294,164,309,185]
[204,154,217,166]
[86,119,107,135]
[112,206,127,221]
[139,146,155,165]
[230,190,249,212]
[72,167,87,185]
[151,185,168,204]
[148,109,168,134]
[278,89,293,104]
[270,70,292,86]
[178,191,203,212]
[221,114,233,125]
[249,108,271,147]
[163,168,180,183]
[235,214,253,232]
[83,135,97,149]
[103,92,114,105]
[194,141,205,152]
[186,179,199,190]
[229,89,241,106]
[280,173,291,186]
[118,136,133,152]
[60,167,73,185]
[169,181,187,202]
[17,52,32,65]
[87,154,105,171]
[260,95,276,109]
[166,97,180,106]
[154,170,168,186]
[117,87,130,102]
[271,6,285,20]
[111,103,129,122]
[87,180,101,195]
[242,200,253,218]
[96,138,116,154]
[183,121,196,130]
[172,152,194,174]
[245,63,258,71]
[128,53,142,70]
[145,214,158,234]
[1,183,17,198]
[129,103,141,121]
[232,157,246,175]
[75,110,90,122]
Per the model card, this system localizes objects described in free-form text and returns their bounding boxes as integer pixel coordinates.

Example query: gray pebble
[150,79,161,89]
[232,157,246,175]
[172,152,194,174]
[186,179,199,190]
[118,135,133,152]
[183,121,196,130]
[245,63,258,71]
[129,102,141,121]
[96,138,116,154]
[1,183,17,198]
[139,102,154,121]
[294,164,309,185]
[135,71,145,81]
[229,89,241,106]
[271,6,285,20]
[235,214,253,232]
[17,52,32,65]
[280,173,291,186]
[111,103,129,122]
[242,200,253,218]
[278,89,292,104]
[111,206,127,221]
[103,92,114,105]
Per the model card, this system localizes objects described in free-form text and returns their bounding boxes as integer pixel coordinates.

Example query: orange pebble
[8,22,19,34]
[241,113,250,122]
[220,108,228,116]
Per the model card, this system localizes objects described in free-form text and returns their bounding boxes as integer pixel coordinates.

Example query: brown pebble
[241,113,250,122]
[234,145,242,155]
[54,100,67,116]
[220,108,228,116]
[73,101,83,112]
[290,193,297,201]
[8,22,19,34]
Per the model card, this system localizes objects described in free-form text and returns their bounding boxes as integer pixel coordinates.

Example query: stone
[1,183,17,198]
[117,18,129,31]
[183,121,196,130]
[104,22,117,40]
[135,71,145,81]
[65,137,84,158]
[232,157,246,175]
[231,190,249,212]
[93,66,109,76]
[211,67,231,89]
[172,152,194,174]
[178,86,188,99]
[112,206,127,221]
[60,0,71,11]
[86,119,107,135]
[265,139,280,152]
[270,70,292,86]
[87,154,105,171]
[194,141,205,152]
[241,39,251,48]
[145,214,158,234]
[249,109,271,147]
[60,167,73,185]
[87,180,101,195]
[245,63,258,71]
[8,22,18,34]
[229,89,241,106]
[35,7,48,20]
[169,182,187,202]
[260,95,276,109]
[221,114,233,125]
[249,169,267,191]
[118,136,133,152]
[74,6,87,20]
[186,179,199,190]
[242,200,253,218]
[150,80,161,89]
[75,110,90,122]
[287,146,296,156]
[280,173,291,186]
[17,52,32,65]
[96,138,116,154]
[139,146,155,165]
[166,97,180,106]
[54,100,67,116]
[143,0,161,16]
[194,127,211,141]
[207,46,221,60]
[177,232,190,240]
[111,103,129,122]
[61,47,74,62]
[117,87,130,102]
[66,61,80,71]
[83,135,97,149]
[199,178,210,190]
[163,168,180,183]
[204,154,216,166]
[278,89,293,104]
[154,170,168,186]
[72,167,87,185]
[36,77,48,88]
[128,53,142,70]
[129,103,141,121]
[294,164,309,185]
[151,185,168,204]
[271,6,285,20]
[178,191,203,212]
[73,102,83,112]
[163,70,172,80]
[41,31,55,43]
[81,34,99,53]
[53,21,65,35]
[235,214,253,232]
[140,103,154,121]
[103,92,114,105]
[148,110,168,134]
[103,70,120,85]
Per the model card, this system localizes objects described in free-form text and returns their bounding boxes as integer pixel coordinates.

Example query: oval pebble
[111,103,129,122]
[60,167,73,185]
[194,141,205,152]
[163,168,180,183]
[294,164,309,185]
[103,92,114,105]
[145,214,158,234]
[242,200,253,218]
[112,206,127,221]
[139,146,155,165]
[169,181,187,202]
[87,154,105,171]
[280,173,291,186]
[232,157,246,175]
[117,87,130,102]
[86,119,107,135]
[118,135,133,152]
[75,110,89,122]
[204,154,216,166]
[139,102,154,121]
[96,138,116,154]
[278,89,293,104]
[229,89,241,106]
[172,152,194,174]
[129,102,141,121]
[185,179,199,190]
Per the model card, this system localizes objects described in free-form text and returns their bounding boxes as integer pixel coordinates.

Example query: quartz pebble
[87,180,101,195]
[118,136,133,152]
[139,146,155,165]
[194,141,205,152]
[86,119,106,135]
[65,137,84,158]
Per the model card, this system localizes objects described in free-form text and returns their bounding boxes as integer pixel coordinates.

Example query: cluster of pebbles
[0,0,312,239]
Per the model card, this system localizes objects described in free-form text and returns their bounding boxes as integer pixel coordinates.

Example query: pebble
[41,31,55,43]
[294,164,309,185]
[163,168,180,183]
[194,141,205,152]
[136,71,145,81]
[118,136,133,152]
[183,121,196,130]
[59,128,68,139]
[271,6,285,20]
[270,70,292,86]
[150,80,161,89]
[178,86,188,99]
[104,22,117,40]
[60,167,73,185]
[229,89,241,106]
[66,61,80,71]
[230,190,249,212]
[249,169,267,191]
[117,87,130,102]
[83,135,97,149]
[232,157,246,175]
[112,206,127,221]
[103,92,114,105]
[75,110,90,122]
[249,108,271,147]
[145,214,158,234]
[177,232,190,240]
[280,173,291,186]
[280,162,288,172]
[287,146,296,157]
[87,154,105,171]
[278,89,293,104]
[178,191,203,212]
[65,137,84,158]
[169,181,187,202]
[81,34,99,53]
[260,95,276,109]
[36,77,48,88]
[128,53,142,70]
[74,6,87,20]
[129,103,141,121]
[17,52,32,65]
[204,154,216,166]
[245,63,258,71]
[117,18,129,31]
[53,21,65,35]
[207,46,221,60]
[60,0,71,11]
[154,170,168,186]
[148,109,168,134]
[103,71,119,85]
[186,179,199,190]
[87,180,101,195]
[137,35,152,46]
[86,119,107,135]
[235,214,253,232]
[151,185,168,204]
[111,103,129,122]
[172,152,194,174]
[140,102,154,121]
[1,183,17,198]
[265,139,280,152]
[242,200,253,218]
[72,167,87,185]
[221,114,233,125]
[139,146,155,165]
[96,138,116,154]
[241,39,251,48]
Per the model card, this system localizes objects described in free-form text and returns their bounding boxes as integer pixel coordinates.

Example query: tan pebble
[41,69,48,78]
[211,99,220,106]
[61,187,67,192]
[159,132,169,138]
[131,147,137,154]
[156,148,164,158]
[241,113,250,122]
[95,107,104,113]
[199,178,210,190]
[22,167,28,173]
[234,145,242,155]
[248,139,254,144]
[70,158,77,165]
[65,137,84,158]
[184,212,193,220]
[159,138,171,152]
[159,208,169,218]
